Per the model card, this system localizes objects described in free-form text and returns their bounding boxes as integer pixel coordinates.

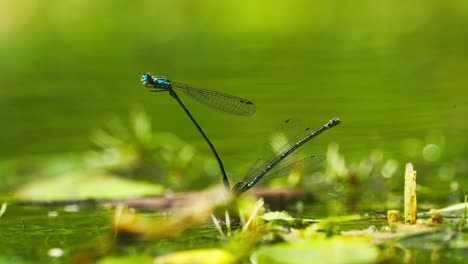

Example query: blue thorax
[141,73,171,88]
[154,77,171,88]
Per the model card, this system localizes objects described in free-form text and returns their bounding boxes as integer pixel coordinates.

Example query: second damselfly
[232,117,341,194]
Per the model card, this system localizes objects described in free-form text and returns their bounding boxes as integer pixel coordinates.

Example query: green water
[0,205,111,263]
[1,1,466,165]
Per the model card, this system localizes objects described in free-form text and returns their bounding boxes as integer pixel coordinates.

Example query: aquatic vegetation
[6,111,221,201]
[14,172,164,201]
[0,111,466,263]
[88,110,221,189]
[113,186,232,239]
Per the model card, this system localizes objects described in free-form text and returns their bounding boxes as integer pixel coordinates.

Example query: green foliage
[97,255,153,264]
[87,110,220,190]
[2,110,221,201]
[14,172,164,201]
[253,238,379,264]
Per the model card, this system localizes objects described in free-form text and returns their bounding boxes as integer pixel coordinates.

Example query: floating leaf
[254,238,379,264]
[14,172,164,201]
[154,249,236,264]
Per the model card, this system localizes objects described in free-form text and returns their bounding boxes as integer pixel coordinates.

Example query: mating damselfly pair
[141,73,341,194]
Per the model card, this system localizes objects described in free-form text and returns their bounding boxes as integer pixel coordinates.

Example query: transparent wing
[171,82,256,116]
[238,154,326,190]
[233,118,341,193]
[242,119,315,181]
[266,154,326,178]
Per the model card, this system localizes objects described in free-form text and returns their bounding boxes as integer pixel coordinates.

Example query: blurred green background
[0,0,467,189]
[0,1,467,262]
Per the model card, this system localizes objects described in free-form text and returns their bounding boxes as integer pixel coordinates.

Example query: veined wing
[265,154,326,178]
[171,82,256,116]
[242,119,314,180]
[233,119,326,193]
[233,118,340,193]
[234,154,326,193]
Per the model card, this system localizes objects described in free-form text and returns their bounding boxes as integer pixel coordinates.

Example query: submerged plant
[87,109,220,189]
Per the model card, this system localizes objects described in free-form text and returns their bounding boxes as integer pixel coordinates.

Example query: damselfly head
[141,73,152,86]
